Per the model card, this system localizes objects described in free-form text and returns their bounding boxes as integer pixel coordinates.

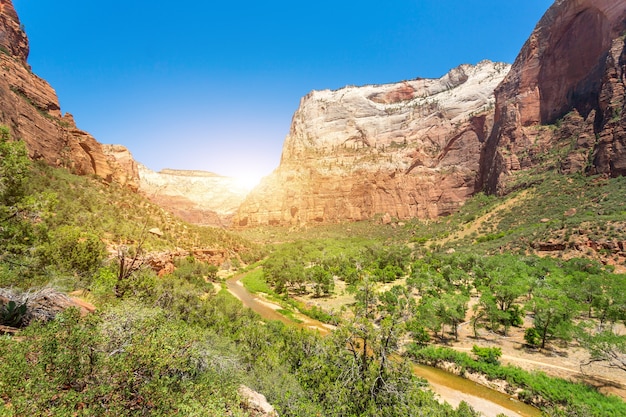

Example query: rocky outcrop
[235,61,509,226]
[0,0,138,186]
[101,144,140,190]
[138,165,252,226]
[479,0,626,193]
[238,385,279,417]
[143,248,230,276]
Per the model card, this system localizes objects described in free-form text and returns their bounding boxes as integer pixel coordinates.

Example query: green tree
[592,273,626,327]
[528,286,578,349]
[578,329,626,372]
[331,278,420,415]
[419,292,468,341]
[0,126,33,259]
[307,264,333,297]
[39,225,106,277]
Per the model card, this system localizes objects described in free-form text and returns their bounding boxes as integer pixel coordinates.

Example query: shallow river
[226,274,541,417]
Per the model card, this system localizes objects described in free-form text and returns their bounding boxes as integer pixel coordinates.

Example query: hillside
[1,0,626,416]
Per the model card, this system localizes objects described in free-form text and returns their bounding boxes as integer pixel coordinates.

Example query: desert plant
[0,300,27,327]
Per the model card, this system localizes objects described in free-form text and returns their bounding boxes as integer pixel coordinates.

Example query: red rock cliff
[480,0,626,193]
[235,62,509,226]
[0,0,138,188]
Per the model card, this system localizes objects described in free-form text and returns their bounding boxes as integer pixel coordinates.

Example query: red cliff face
[480,0,626,193]
[234,62,509,227]
[0,0,138,188]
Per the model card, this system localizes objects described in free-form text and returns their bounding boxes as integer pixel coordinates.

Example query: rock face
[235,61,509,226]
[0,0,138,187]
[479,0,626,193]
[138,165,252,226]
[238,385,279,417]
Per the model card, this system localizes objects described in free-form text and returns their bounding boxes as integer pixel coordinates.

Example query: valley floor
[444,302,626,401]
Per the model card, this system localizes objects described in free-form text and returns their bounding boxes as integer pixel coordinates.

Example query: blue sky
[13,0,553,182]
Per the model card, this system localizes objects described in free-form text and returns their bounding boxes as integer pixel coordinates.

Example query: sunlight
[232,173,263,192]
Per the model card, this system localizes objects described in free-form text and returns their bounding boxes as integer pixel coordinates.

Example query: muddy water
[226,275,292,325]
[226,273,541,417]
[413,364,541,417]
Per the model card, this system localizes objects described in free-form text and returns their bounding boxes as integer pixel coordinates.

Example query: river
[226,274,541,417]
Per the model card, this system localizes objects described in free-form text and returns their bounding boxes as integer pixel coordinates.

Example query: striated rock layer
[235,61,510,226]
[0,0,138,188]
[479,0,626,193]
[138,166,252,226]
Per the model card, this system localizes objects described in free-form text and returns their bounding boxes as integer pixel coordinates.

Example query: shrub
[524,327,542,348]
[471,345,502,365]
[39,225,105,278]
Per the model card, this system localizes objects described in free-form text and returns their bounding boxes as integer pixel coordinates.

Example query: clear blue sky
[13,0,553,182]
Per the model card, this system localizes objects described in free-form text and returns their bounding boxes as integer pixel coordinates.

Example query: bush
[471,345,502,365]
[524,327,542,348]
[39,225,105,278]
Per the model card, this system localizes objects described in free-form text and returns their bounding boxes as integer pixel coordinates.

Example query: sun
[232,173,263,192]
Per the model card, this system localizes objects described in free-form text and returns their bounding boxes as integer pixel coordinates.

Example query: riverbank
[226,272,540,417]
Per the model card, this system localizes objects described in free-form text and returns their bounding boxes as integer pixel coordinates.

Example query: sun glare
[233,174,263,192]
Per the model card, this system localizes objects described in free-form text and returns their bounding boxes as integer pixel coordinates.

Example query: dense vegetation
[2,127,626,416]
[0,131,479,416]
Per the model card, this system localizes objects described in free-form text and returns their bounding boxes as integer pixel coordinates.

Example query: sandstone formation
[143,247,230,277]
[479,0,626,193]
[138,165,252,226]
[0,0,138,187]
[238,385,279,417]
[235,61,510,226]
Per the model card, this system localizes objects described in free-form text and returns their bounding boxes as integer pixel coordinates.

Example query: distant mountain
[236,0,626,226]
[234,62,510,226]
[137,165,251,227]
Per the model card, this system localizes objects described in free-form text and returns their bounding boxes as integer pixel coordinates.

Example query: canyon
[236,0,626,226]
[1,0,626,227]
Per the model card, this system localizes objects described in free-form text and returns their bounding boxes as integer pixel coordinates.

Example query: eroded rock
[238,385,279,417]
[0,0,139,187]
[235,61,510,226]
[479,0,626,193]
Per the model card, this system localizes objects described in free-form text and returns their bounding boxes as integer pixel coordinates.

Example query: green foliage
[241,267,273,294]
[471,345,502,365]
[0,126,30,205]
[0,300,27,327]
[169,256,218,291]
[0,126,36,261]
[39,225,106,277]
[89,267,118,305]
[524,327,542,348]
[0,305,246,416]
[409,346,626,416]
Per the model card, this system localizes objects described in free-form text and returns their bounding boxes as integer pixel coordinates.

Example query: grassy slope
[4,152,626,415]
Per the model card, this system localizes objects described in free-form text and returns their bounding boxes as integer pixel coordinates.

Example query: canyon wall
[0,0,138,188]
[234,61,509,226]
[479,0,626,193]
[5,0,626,227]
[237,0,626,226]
